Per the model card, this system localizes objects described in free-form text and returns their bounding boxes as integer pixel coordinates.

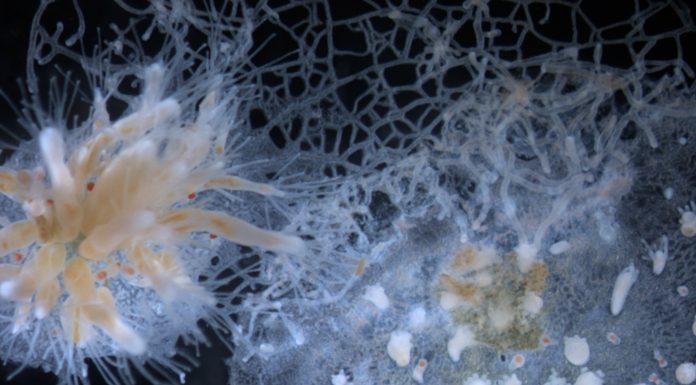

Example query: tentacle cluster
[0,63,304,354]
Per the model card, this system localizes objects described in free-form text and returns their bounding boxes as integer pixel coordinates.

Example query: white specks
[610,263,639,316]
[574,370,604,385]
[488,304,514,330]
[521,292,543,315]
[440,291,461,310]
[605,332,620,345]
[692,315,696,336]
[594,209,617,242]
[447,325,476,362]
[412,358,427,383]
[641,235,669,275]
[178,372,186,384]
[514,242,538,273]
[408,306,428,330]
[678,202,696,237]
[0,280,19,300]
[474,271,493,287]
[363,285,390,310]
[501,374,522,385]
[678,285,689,297]
[678,136,688,145]
[463,374,491,385]
[664,187,674,200]
[543,370,569,385]
[34,300,51,320]
[563,335,590,366]
[387,330,412,367]
[331,369,353,385]
[549,240,571,255]
[676,362,696,384]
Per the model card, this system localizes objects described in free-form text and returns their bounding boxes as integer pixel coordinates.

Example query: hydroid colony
[1,1,695,384]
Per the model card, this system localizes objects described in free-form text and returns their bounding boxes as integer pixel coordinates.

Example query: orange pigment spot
[355,258,366,276]
[541,335,552,346]
[96,271,107,280]
[187,192,196,200]
[46,199,54,205]
[209,233,218,240]
[512,354,525,368]
[122,266,135,275]
[86,181,95,192]
[13,253,23,262]
[606,332,620,345]
[417,359,427,368]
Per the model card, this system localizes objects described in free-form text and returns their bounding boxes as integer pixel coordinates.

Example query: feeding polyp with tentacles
[0,63,304,376]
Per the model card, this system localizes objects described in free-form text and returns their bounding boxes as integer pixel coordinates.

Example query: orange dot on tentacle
[13,253,23,262]
[187,192,196,200]
[47,199,54,205]
[122,266,135,275]
[209,233,218,240]
[96,271,107,280]
[86,181,95,191]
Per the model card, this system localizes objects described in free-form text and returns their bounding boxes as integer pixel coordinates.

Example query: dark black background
[0,1,694,384]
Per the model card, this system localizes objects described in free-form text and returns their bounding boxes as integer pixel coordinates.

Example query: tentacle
[78,210,155,261]
[128,243,214,305]
[157,208,304,255]
[81,287,146,355]
[0,243,65,301]
[0,220,37,255]
[205,175,285,197]
[39,128,83,241]
[0,168,18,196]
